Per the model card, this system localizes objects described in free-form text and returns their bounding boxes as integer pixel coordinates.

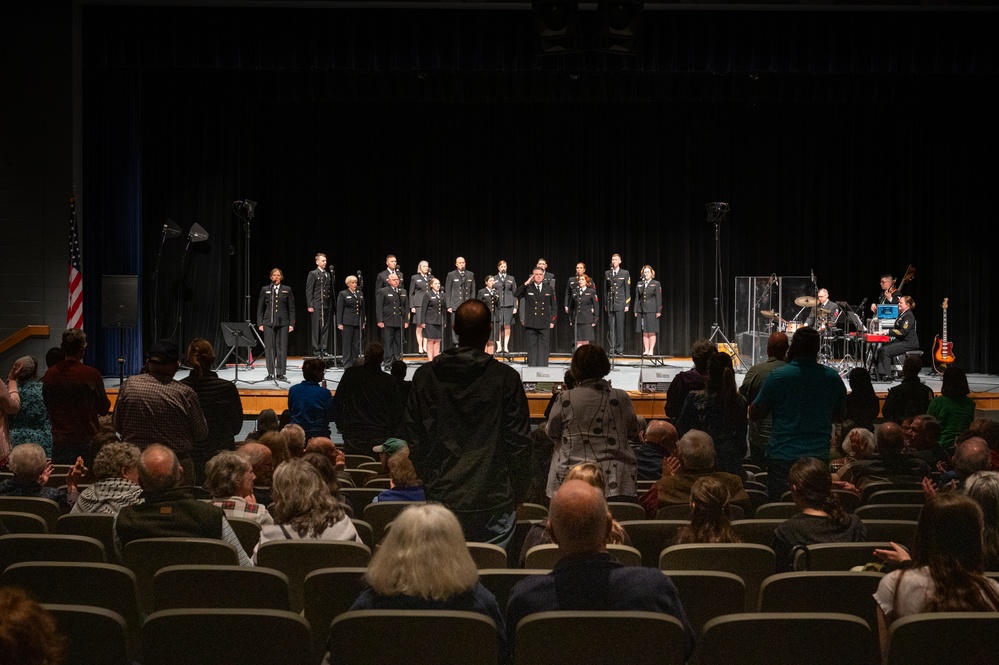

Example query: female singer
[494,260,517,354]
[569,275,599,348]
[634,265,662,356]
[477,275,501,355]
[420,277,446,361]
[409,260,432,355]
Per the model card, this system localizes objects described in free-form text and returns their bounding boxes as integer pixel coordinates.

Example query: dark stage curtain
[81,4,999,374]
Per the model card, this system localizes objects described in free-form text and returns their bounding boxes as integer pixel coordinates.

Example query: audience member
[674,475,742,545]
[390,359,411,405]
[772,457,867,571]
[245,408,281,442]
[655,430,750,514]
[180,338,243,484]
[205,450,273,526]
[348,504,506,661]
[41,328,110,465]
[928,367,976,450]
[525,425,554,507]
[0,587,65,665]
[506,479,694,659]
[664,338,716,422]
[253,458,361,561]
[967,418,999,471]
[407,299,531,547]
[372,444,425,504]
[906,414,948,466]
[237,442,275,506]
[845,367,880,432]
[965,471,999,571]
[281,423,307,459]
[71,441,143,514]
[739,332,789,469]
[114,445,251,565]
[932,436,991,493]
[45,346,66,369]
[333,342,404,456]
[750,327,847,500]
[546,344,639,501]
[0,443,83,513]
[301,451,354,516]
[303,437,351,486]
[633,420,678,481]
[258,430,291,468]
[675,351,748,477]
[836,422,931,488]
[873,492,999,661]
[113,340,208,485]
[288,357,335,440]
[8,356,52,456]
[0,359,22,466]
[880,355,934,424]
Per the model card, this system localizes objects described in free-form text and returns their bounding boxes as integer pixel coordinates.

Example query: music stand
[218,321,259,384]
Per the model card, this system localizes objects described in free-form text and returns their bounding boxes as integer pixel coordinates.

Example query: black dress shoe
[277,374,288,381]
[265,374,275,380]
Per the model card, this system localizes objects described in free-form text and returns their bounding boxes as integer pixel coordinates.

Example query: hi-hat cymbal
[760,309,779,321]
[795,295,819,307]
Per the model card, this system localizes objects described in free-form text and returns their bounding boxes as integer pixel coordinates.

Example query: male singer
[515,267,557,367]
[257,268,295,381]
[374,254,402,293]
[445,256,476,344]
[305,252,333,357]
[376,273,409,370]
[604,253,631,355]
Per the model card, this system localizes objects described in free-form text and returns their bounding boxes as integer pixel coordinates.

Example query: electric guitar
[932,298,955,373]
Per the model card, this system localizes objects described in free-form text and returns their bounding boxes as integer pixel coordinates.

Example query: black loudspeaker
[595,0,644,54]
[532,0,582,54]
[101,275,139,328]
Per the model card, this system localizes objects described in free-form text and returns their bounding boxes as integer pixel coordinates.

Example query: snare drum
[785,322,802,335]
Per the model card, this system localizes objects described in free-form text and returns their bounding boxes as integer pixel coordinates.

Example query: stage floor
[103,354,999,421]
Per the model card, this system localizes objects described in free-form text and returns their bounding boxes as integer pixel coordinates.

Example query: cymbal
[760,309,779,321]
[795,296,819,307]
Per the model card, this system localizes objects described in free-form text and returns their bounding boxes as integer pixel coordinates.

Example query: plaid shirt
[212,496,274,526]
[113,371,208,455]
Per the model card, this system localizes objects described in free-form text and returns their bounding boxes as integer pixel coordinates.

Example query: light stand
[705,202,744,371]
[220,199,265,371]
[170,222,210,356]
[151,218,182,342]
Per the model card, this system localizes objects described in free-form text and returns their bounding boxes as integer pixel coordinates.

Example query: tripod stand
[705,202,744,372]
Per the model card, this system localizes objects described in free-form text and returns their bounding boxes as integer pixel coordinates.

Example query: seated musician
[876,295,919,381]
[804,289,841,332]
[871,273,900,313]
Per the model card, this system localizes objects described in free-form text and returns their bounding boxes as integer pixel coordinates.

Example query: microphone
[357,270,364,290]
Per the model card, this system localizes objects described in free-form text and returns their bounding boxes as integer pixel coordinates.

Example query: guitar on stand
[932,298,955,374]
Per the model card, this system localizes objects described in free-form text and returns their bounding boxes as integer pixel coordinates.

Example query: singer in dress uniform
[445,256,476,345]
[409,260,432,355]
[257,268,296,380]
[634,265,663,356]
[569,275,599,348]
[876,295,919,380]
[494,260,517,354]
[337,275,365,368]
[376,273,409,370]
[515,268,558,367]
[604,254,631,355]
[478,275,502,355]
[374,254,402,293]
[306,253,333,357]
[420,277,446,361]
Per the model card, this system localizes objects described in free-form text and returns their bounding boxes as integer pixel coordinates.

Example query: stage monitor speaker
[521,365,563,393]
[532,0,582,54]
[101,275,138,328]
[639,366,682,393]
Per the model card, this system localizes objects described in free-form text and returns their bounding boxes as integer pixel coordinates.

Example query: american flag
[67,196,84,329]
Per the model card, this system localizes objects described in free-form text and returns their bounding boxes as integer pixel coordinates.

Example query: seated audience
[372,445,425,504]
[0,443,83,513]
[633,420,679,482]
[332,342,404,456]
[253,458,361,562]
[967,417,999,471]
[845,367,880,432]
[906,414,948,466]
[965,471,999,571]
[836,422,931,488]
[930,435,991,494]
[236,441,275,505]
[873,492,999,661]
[674,475,742,545]
[928,367,976,450]
[288,357,335,440]
[259,430,291,469]
[205,450,273,526]
[880,355,934,425]
[282,423,307,459]
[772,457,867,571]
[0,587,65,665]
[0,359,22,466]
[114,444,251,565]
[506,479,694,659]
[655,430,749,514]
[8,356,52,456]
[71,441,143,514]
[303,436,352,487]
[346,503,506,662]
[245,408,281,442]
[301,451,354,517]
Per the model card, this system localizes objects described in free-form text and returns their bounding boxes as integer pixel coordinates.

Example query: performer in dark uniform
[376,272,409,370]
[374,254,402,293]
[494,260,517,354]
[805,288,841,331]
[634,265,662,356]
[336,275,365,368]
[305,252,333,357]
[409,260,432,356]
[478,275,501,355]
[871,273,900,313]
[877,295,919,381]
[569,274,599,348]
[536,258,556,291]
[515,267,557,367]
[564,262,587,315]
[256,268,295,381]
[444,256,475,345]
[604,253,631,355]
[420,277,446,361]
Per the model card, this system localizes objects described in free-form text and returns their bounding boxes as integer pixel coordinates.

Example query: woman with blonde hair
[253,459,360,562]
[633,265,662,355]
[409,260,432,355]
[348,504,506,657]
[420,277,446,361]
[568,274,599,348]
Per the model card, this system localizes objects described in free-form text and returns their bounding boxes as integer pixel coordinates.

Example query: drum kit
[760,295,863,375]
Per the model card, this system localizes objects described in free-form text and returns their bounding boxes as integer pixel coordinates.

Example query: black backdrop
[81,4,999,374]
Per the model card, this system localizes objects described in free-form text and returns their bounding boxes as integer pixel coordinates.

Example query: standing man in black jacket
[256,268,295,381]
[515,267,558,367]
[305,252,332,357]
[604,253,631,355]
[376,273,409,370]
[445,256,476,345]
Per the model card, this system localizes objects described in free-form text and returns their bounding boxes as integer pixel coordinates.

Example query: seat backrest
[339,487,381,515]
[792,542,892,572]
[731,519,784,547]
[608,502,646,522]
[0,496,61,531]
[887,612,999,665]
[858,520,918,549]
[303,567,369,662]
[224,517,262,557]
[467,542,509,569]
[55,513,118,562]
[122,537,240,614]
[0,533,106,573]
[255,539,371,612]
[153,564,290,611]
[753,503,799,520]
[142,608,313,665]
[351,518,374,550]
[659,543,776,611]
[477,569,548,615]
[363,501,424,543]
[854,503,923,521]
[865,490,926,505]
[656,504,745,520]
[328,610,499,665]
[343,454,377,467]
[516,503,549,520]
[662,571,745,637]
[524,543,641,569]
[514,610,686,665]
[694,612,871,665]
[363,476,392,489]
[344,468,377,486]
[6,562,141,660]
[620,520,690,568]
[0,510,48,534]
[43,603,131,665]
[831,489,861,513]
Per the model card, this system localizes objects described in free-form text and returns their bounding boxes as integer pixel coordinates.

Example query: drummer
[804,289,841,332]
